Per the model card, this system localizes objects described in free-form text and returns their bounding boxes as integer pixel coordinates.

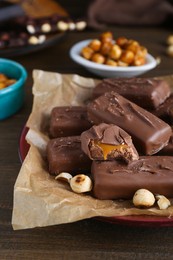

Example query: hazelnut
[133,189,155,208]
[105,59,118,66]
[100,31,113,43]
[68,22,76,31]
[38,35,46,44]
[0,73,7,82]
[28,35,39,45]
[0,82,6,89]
[155,195,171,210]
[136,46,148,57]
[89,39,101,52]
[100,42,113,56]
[81,46,94,60]
[117,61,128,67]
[91,53,105,64]
[167,34,173,45]
[109,44,122,60]
[57,21,69,31]
[76,21,87,31]
[125,40,140,54]
[55,172,72,183]
[26,24,36,34]
[116,36,128,47]
[41,23,51,33]
[132,56,146,66]
[167,45,173,57]
[120,50,135,65]
[70,174,92,193]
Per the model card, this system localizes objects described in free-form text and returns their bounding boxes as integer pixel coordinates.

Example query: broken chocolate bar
[47,136,91,175]
[87,91,172,155]
[49,106,92,138]
[81,123,139,162]
[92,78,171,109]
[91,157,173,200]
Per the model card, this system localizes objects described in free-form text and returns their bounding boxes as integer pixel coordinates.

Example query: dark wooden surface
[1,26,173,260]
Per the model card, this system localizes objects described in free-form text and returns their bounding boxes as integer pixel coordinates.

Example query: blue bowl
[0,58,27,120]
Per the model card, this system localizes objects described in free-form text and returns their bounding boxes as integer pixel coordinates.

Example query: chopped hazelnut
[70,174,92,193]
[155,195,171,210]
[55,172,72,183]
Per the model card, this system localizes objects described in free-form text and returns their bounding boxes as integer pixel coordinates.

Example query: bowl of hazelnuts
[0,58,27,120]
[70,31,157,78]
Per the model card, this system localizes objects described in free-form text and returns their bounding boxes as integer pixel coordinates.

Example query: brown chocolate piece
[47,136,91,175]
[81,123,139,162]
[88,91,172,155]
[91,157,173,200]
[151,94,173,124]
[49,106,92,138]
[92,78,171,109]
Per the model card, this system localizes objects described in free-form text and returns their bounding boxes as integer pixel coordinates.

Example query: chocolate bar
[91,157,173,200]
[151,94,173,124]
[92,78,171,109]
[81,123,139,162]
[87,91,172,155]
[47,136,91,175]
[157,129,173,155]
[49,106,92,138]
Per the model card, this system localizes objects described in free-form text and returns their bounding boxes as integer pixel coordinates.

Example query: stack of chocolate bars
[47,77,173,200]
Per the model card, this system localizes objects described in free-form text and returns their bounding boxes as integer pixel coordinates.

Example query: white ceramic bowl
[70,39,157,78]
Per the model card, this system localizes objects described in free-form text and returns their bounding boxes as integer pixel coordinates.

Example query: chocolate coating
[157,128,173,155]
[87,91,172,155]
[49,106,92,138]
[92,78,171,109]
[47,136,91,175]
[151,94,173,124]
[91,157,173,200]
[81,123,139,162]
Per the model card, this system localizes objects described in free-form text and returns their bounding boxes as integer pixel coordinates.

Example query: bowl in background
[70,39,157,78]
[0,58,27,120]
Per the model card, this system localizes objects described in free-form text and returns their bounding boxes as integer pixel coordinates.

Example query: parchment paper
[12,70,173,230]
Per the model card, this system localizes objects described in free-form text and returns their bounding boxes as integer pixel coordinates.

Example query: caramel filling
[94,141,128,160]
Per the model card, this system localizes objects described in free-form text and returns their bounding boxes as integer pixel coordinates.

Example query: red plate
[19,126,173,227]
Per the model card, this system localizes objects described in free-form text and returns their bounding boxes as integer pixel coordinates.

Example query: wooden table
[1,26,173,260]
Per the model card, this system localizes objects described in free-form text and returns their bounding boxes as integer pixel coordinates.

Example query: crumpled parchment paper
[12,70,173,230]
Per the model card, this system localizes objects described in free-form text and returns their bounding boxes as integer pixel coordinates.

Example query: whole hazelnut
[109,44,122,60]
[91,53,105,64]
[133,189,155,208]
[120,50,135,65]
[81,46,94,60]
[89,39,101,52]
